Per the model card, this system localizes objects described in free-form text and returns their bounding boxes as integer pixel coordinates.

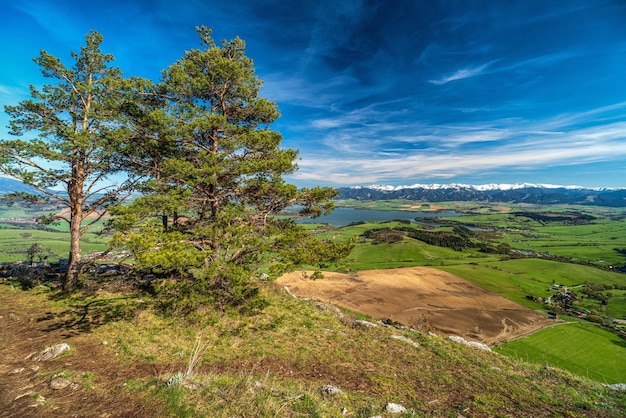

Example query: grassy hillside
[1,281,625,417]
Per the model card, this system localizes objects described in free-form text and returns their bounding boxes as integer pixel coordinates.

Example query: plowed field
[276,267,552,345]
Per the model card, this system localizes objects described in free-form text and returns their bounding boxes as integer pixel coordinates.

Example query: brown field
[276,267,552,345]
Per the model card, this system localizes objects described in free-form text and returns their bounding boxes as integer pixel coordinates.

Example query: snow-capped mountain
[351,183,615,192]
[338,183,626,207]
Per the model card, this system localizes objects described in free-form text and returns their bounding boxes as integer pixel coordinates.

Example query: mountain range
[3,176,626,207]
[337,183,626,207]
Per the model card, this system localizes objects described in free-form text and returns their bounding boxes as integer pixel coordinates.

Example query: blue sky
[2,0,626,188]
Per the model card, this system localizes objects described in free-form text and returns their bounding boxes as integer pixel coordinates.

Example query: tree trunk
[64,174,84,292]
[64,205,83,292]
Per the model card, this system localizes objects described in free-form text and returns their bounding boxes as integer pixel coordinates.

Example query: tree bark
[64,166,84,291]
[64,204,83,291]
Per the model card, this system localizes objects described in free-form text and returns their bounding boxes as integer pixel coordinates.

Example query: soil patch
[0,288,166,418]
[276,267,552,345]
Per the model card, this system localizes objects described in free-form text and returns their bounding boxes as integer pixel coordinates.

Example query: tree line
[363,225,510,254]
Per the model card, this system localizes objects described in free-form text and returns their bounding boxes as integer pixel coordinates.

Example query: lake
[295,207,466,227]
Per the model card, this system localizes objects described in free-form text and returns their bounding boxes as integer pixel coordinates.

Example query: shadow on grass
[38,292,148,337]
[612,337,626,349]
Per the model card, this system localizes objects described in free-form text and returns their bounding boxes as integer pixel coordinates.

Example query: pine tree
[111,27,351,314]
[0,31,136,291]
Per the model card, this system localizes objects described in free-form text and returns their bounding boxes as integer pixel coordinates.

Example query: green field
[300,203,626,383]
[497,322,626,384]
[0,203,109,263]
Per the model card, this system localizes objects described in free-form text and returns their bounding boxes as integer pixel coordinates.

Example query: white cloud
[428,61,493,85]
[292,114,626,186]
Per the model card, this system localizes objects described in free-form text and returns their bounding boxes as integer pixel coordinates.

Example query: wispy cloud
[0,84,29,103]
[291,104,626,185]
[3,1,626,188]
[428,61,494,85]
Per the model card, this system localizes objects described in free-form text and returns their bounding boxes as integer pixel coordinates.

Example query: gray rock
[607,383,626,391]
[466,341,491,351]
[448,336,491,351]
[384,402,407,413]
[50,377,72,390]
[448,335,466,344]
[31,343,70,361]
[353,319,378,328]
[315,301,328,311]
[320,384,343,397]
[391,335,420,347]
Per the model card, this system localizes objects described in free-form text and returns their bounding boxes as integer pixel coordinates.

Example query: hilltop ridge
[338,183,626,207]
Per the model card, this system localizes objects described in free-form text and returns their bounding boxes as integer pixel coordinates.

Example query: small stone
[248,380,263,393]
[320,384,343,397]
[50,377,72,390]
[8,367,25,374]
[384,402,407,414]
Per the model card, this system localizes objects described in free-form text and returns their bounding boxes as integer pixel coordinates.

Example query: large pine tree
[112,27,350,313]
[0,31,136,291]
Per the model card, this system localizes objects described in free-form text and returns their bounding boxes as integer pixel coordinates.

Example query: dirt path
[276,267,552,345]
[0,289,165,418]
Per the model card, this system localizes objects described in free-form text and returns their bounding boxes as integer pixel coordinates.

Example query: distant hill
[0,177,44,195]
[337,183,626,207]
